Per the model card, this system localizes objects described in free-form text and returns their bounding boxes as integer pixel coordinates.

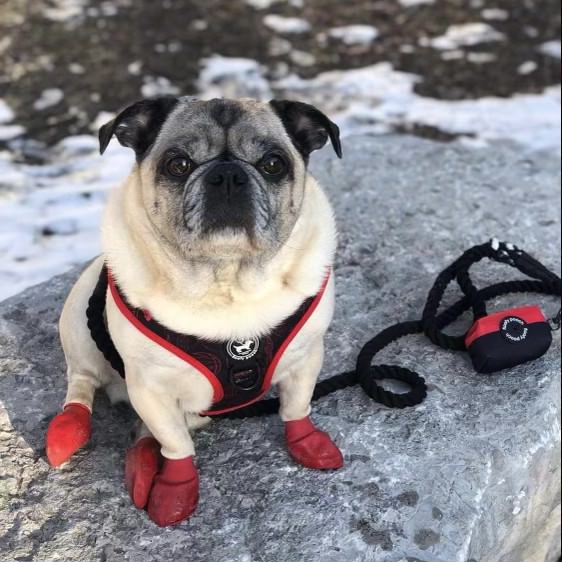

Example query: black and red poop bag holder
[417,239,560,380]
[465,305,553,374]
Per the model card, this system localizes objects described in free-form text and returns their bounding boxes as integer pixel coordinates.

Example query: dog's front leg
[277,338,344,470]
[125,381,199,527]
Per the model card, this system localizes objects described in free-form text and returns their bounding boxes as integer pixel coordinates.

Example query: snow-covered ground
[0,55,560,300]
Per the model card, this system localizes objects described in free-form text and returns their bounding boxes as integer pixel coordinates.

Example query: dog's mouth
[199,226,267,258]
[201,197,256,235]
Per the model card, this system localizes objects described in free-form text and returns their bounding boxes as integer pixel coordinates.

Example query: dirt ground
[0,0,560,146]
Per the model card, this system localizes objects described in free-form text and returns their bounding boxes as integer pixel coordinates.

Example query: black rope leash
[86,266,125,377]
[86,240,561,418]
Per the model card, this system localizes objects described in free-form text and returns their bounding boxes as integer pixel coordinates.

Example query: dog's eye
[166,157,194,177]
[260,154,286,177]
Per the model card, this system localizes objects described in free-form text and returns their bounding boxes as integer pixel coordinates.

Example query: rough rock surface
[0,136,560,562]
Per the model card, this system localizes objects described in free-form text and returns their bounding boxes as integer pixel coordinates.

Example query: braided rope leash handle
[355,321,427,408]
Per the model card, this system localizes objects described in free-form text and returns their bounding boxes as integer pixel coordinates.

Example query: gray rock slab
[0,136,560,562]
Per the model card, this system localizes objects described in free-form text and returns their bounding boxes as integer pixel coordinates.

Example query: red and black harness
[88,265,329,415]
[87,240,560,418]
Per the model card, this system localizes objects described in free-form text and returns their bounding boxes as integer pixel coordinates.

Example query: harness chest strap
[105,268,331,415]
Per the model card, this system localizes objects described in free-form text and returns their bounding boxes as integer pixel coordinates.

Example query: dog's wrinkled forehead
[98,96,342,162]
[152,98,293,163]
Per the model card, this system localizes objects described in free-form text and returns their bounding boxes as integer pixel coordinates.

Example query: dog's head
[99,97,341,260]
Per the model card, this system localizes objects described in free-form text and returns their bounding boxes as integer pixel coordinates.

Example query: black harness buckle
[230,367,260,391]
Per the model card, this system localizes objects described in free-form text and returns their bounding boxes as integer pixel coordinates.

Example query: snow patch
[398,0,434,6]
[0,151,26,192]
[86,1,118,17]
[524,26,539,38]
[427,23,505,50]
[140,77,180,98]
[43,0,89,21]
[276,63,417,111]
[0,125,25,141]
[33,89,65,111]
[274,63,561,152]
[406,86,561,152]
[467,52,497,64]
[269,37,292,56]
[192,19,209,31]
[198,56,272,99]
[245,0,279,7]
[539,40,561,59]
[441,50,465,61]
[263,15,311,34]
[327,25,379,45]
[0,101,26,140]
[518,61,538,75]
[245,0,302,8]
[245,0,280,7]
[55,134,99,155]
[0,53,560,299]
[289,50,316,67]
[0,100,16,124]
[0,135,133,300]
[0,37,12,55]
[127,61,143,76]
[68,63,85,74]
[481,8,509,21]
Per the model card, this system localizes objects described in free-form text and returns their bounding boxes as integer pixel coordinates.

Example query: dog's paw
[125,437,162,509]
[125,441,199,526]
[147,457,199,527]
[45,403,92,467]
[285,416,344,470]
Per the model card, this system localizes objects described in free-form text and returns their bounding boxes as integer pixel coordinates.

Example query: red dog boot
[147,456,199,527]
[125,437,162,509]
[285,416,344,470]
[46,403,92,467]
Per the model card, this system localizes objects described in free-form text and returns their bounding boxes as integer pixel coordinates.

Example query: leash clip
[549,308,561,332]
[490,238,519,266]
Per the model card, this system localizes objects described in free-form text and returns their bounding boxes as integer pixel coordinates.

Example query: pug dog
[45,97,343,527]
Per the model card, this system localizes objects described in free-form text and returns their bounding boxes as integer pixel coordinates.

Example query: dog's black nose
[202,162,254,233]
[204,162,249,201]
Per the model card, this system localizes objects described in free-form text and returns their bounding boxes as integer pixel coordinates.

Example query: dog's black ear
[269,100,342,160]
[98,96,179,158]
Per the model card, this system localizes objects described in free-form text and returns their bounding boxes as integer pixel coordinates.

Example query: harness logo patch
[500,316,528,343]
[227,338,260,361]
